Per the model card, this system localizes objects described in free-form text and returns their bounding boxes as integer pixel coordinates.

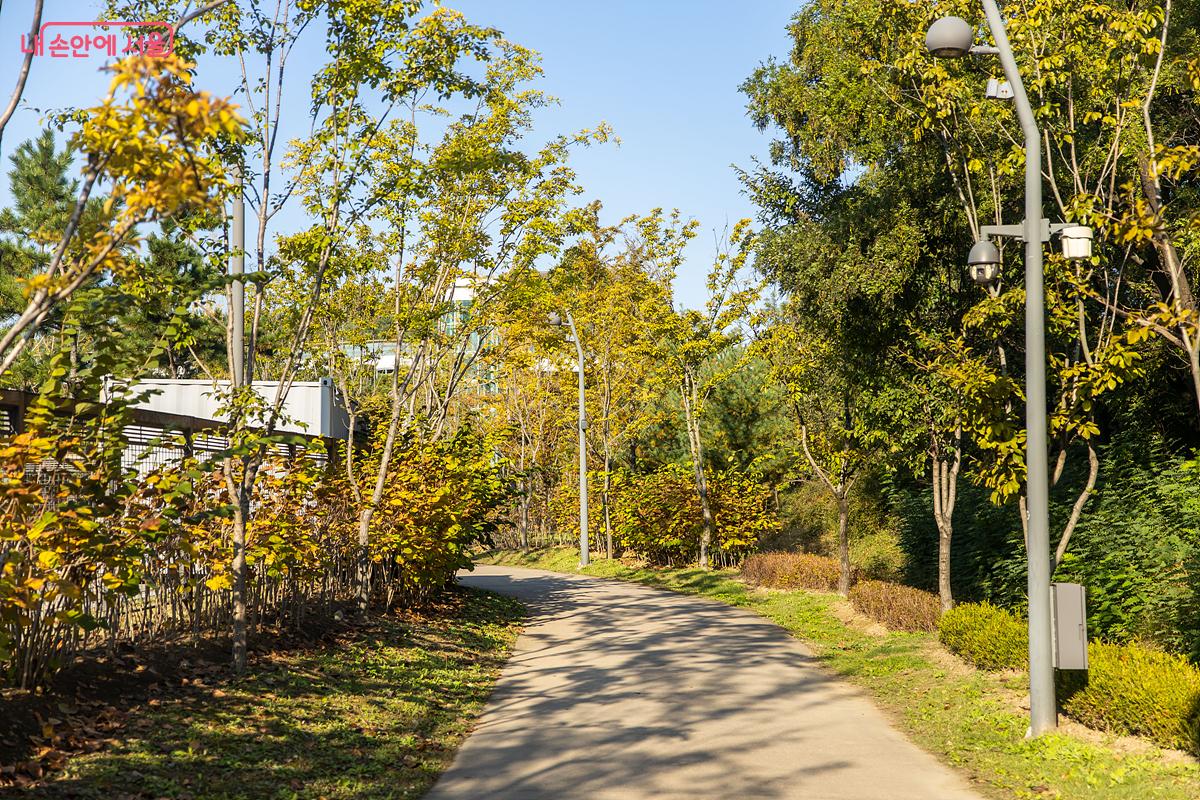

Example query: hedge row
[849,580,941,632]
[742,555,941,632]
[940,602,1200,754]
[938,602,1028,671]
[748,560,1200,754]
[741,553,845,592]
[1061,641,1200,754]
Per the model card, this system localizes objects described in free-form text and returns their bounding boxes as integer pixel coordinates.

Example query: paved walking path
[425,565,984,800]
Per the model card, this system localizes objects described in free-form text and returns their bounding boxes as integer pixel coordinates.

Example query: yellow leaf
[205,574,232,591]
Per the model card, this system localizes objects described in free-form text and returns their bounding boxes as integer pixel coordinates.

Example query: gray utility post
[981,0,1056,739]
[547,310,589,567]
[230,161,245,386]
[926,3,1057,736]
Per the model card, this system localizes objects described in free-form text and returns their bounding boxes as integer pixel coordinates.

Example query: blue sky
[0,0,798,309]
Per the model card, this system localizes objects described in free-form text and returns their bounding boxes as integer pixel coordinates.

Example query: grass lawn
[479,548,1200,800]
[10,588,523,800]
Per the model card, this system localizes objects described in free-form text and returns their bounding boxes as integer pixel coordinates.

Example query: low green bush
[740,552,846,592]
[1060,641,1200,754]
[941,605,1200,753]
[849,580,940,632]
[938,602,1027,670]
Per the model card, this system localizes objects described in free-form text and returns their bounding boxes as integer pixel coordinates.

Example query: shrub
[741,552,845,592]
[938,602,1027,670]
[1060,641,1200,754]
[608,468,697,565]
[368,426,512,604]
[610,465,778,566]
[546,474,598,548]
[849,580,940,632]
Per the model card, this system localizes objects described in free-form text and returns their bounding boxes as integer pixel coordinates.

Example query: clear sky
[0,0,798,309]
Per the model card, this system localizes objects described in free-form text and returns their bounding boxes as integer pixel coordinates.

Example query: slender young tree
[655,218,759,569]
[342,34,610,609]
[548,207,675,556]
[757,305,887,596]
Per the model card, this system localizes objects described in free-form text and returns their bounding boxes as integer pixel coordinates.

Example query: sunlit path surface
[426,565,983,800]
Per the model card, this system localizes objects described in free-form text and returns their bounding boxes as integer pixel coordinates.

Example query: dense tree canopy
[0,0,1198,723]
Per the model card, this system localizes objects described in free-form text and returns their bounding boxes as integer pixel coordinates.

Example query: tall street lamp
[547,310,589,567]
[925,6,1090,738]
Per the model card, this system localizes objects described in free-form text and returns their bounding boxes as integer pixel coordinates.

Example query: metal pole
[230,161,245,387]
[565,311,588,567]
[981,0,1056,736]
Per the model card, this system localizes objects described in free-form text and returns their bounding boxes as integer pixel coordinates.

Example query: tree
[251,1,513,654]
[0,129,112,388]
[329,21,609,610]
[114,0,522,666]
[0,57,244,378]
[894,334,967,611]
[757,302,887,597]
[548,206,675,556]
[0,130,77,319]
[655,217,758,569]
[494,348,570,550]
[934,269,1149,571]
[740,0,1193,599]
[747,0,1200,419]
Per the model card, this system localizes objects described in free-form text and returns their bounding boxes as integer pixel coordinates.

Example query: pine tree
[0,129,77,319]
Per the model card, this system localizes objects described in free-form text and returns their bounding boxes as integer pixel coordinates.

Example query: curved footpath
[425,565,984,800]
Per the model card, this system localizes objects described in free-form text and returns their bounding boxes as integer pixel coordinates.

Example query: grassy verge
[13,589,523,800]
[480,548,1200,800]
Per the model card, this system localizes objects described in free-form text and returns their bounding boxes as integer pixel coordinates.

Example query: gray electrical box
[1051,583,1088,670]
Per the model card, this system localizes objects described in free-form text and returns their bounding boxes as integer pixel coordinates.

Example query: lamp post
[548,311,589,567]
[926,5,1057,737]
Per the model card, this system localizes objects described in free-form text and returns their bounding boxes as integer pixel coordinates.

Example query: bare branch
[1054,441,1099,569]
[175,0,231,33]
[0,0,45,152]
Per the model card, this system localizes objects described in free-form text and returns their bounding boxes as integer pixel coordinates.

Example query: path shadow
[431,569,913,800]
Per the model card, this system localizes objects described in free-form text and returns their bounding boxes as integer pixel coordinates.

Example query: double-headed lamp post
[926,6,1094,738]
[547,311,589,567]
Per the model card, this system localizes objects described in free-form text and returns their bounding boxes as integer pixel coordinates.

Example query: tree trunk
[936,517,953,612]
[1139,155,1200,417]
[603,449,613,559]
[517,403,531,552]
[697,471,715,569]
[681,372,714,569]
[1188,337,1200,420]
[836,494,851,597]
[519,480,531,552]
[602,367,614,560]
[798,423,856,596]
[1053,440,1100,570]
[930,423,961,613]
[355,511,373,612]
[231,491,249,673]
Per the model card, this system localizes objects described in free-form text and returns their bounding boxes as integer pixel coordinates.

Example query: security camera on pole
[925,6,1094,738]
